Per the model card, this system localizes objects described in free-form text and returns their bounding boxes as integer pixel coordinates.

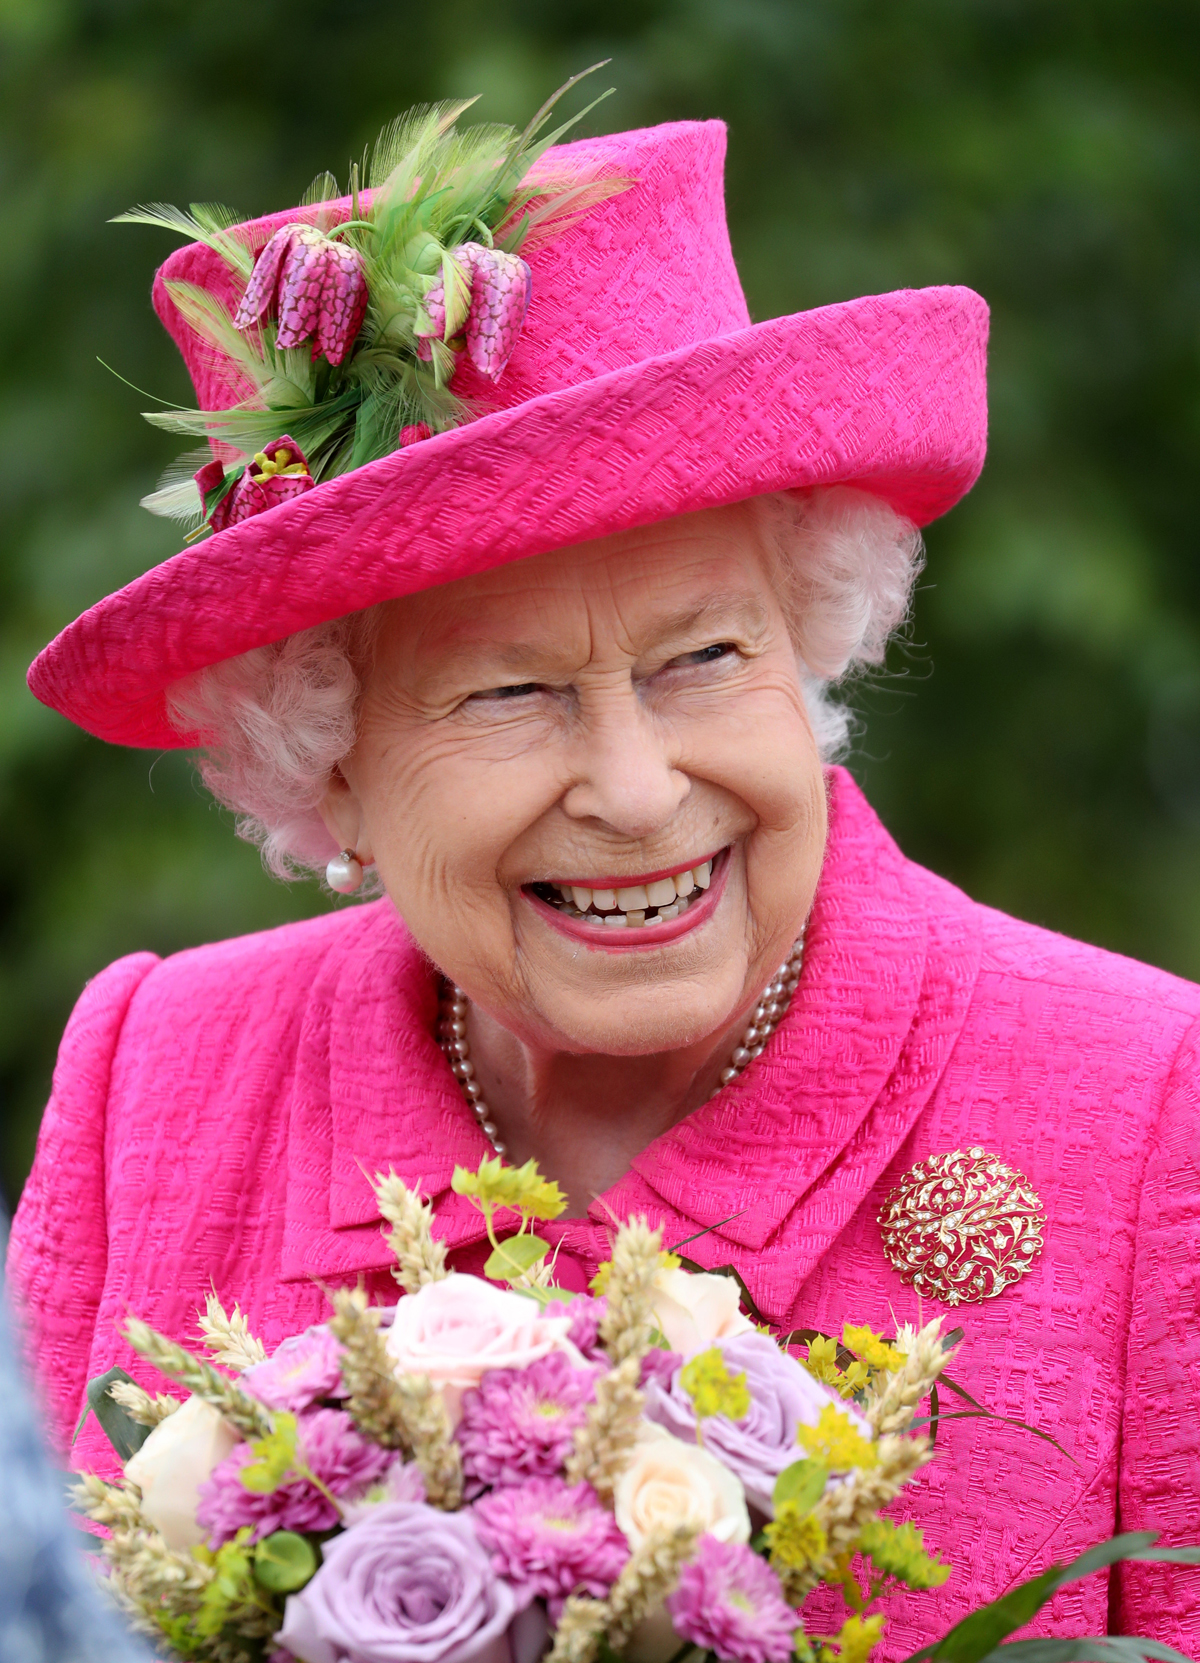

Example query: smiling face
[321,501,827,1058]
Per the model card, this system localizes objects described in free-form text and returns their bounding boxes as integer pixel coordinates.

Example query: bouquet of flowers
[75,1158,1197,1663]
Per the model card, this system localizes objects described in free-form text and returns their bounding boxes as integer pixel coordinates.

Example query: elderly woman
[8,107,1200,1654]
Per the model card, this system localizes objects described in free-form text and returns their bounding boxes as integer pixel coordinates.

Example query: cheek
[354,724,559,932]
[682,668,822,829]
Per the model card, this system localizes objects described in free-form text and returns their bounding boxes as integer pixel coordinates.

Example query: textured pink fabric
[10,768,1200,1653]
[26,121,988,751]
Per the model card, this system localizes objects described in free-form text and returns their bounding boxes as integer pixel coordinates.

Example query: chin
[529,971,748,1058]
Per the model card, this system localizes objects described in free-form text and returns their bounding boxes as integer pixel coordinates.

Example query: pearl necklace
[437,931,806,1156]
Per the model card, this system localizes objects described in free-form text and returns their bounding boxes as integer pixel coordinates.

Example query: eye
[466,682,543,702]
[668,642,737,668]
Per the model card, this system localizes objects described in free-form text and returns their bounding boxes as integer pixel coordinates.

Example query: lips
[521,849,730,949]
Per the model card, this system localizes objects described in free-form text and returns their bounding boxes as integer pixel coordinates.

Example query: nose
[561,684,689,837]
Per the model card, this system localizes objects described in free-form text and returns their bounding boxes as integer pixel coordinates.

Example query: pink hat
[28,115,988,751]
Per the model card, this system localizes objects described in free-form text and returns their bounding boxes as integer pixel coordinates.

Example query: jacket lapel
[281,903,493,1282]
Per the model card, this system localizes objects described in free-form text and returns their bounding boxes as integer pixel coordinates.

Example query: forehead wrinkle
[633,590,772,644]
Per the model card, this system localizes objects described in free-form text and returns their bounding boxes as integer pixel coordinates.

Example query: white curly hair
[166,485,923,881]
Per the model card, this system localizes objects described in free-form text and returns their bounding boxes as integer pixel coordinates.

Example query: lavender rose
[642,1331,872,1514]
[275,1502,543,1663]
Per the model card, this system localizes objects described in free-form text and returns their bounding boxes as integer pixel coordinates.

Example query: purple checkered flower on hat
[416,241,532,383]
[234,224,368,366]
[199,435,314,533]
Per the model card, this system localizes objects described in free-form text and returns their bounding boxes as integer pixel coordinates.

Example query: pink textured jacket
[9,769,1200,1654]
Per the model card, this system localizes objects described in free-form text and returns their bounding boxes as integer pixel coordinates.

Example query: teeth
[541,853,720,926]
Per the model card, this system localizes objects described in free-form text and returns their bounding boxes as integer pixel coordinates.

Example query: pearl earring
[326,848,364,894]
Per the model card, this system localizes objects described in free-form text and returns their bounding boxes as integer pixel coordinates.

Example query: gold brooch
[878,1147,1046,1305]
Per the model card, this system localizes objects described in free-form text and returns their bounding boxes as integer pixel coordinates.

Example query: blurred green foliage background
[2,0,1199,1210]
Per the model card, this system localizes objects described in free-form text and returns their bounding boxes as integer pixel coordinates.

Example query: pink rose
[384,1278,582,1426]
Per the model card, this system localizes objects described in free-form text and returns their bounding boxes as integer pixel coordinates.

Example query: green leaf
[901,1533,1200,1663]
[254,1530,318,1593]
[484,1234,550,1281]
[772,1458,827,1513]
[984,1642,1195,1663]
[74,1367,153,1462]
[509,1282,568,1308]
[904,1568,1063,1662]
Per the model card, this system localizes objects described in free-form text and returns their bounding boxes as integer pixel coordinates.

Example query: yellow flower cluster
[813,1614,886,1663]
[841,1323,907,1373]
[679,1346,751,1423]
[796,1404,879,1472]
[803,1335,870,1399]
[857,1516,951,1592]
[765,1501,829,1571]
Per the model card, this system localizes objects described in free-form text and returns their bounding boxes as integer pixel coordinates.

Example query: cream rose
[384,1276,581,1426]
[124,1395,238,1549]
[648,1268,754,1355]
[614,1425,751,1550]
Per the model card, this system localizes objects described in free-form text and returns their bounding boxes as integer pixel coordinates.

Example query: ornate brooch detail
[878,1147,1046,1305]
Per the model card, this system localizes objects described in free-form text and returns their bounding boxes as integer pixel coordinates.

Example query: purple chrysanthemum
[640,1347,683,1390]
[666,1536,796,1663]
[196,1408,392,1546]
[473,1477,629,1618]
[241,1325,344,1413]
[456,1351,600,1492]
[548,1296,607,1361]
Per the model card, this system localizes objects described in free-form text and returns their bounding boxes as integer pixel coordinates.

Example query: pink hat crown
[158,121,750,429]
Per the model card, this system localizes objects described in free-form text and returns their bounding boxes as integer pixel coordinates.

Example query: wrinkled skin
[320,502,826,1210]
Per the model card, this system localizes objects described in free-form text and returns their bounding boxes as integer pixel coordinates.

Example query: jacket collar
[281,768,982,1315]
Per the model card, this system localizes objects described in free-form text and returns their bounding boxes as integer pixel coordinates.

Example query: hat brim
[29,284,987,749]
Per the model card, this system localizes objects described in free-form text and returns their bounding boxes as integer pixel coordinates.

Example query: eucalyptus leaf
[254,1530,318,1593]
[73,1366,153,1462]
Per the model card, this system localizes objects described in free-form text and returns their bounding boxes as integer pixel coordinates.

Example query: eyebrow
[642,591,771,640]
[423,592,774,688]
[435,590,772,675]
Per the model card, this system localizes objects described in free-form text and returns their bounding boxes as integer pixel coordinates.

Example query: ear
[318,765,375,863]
